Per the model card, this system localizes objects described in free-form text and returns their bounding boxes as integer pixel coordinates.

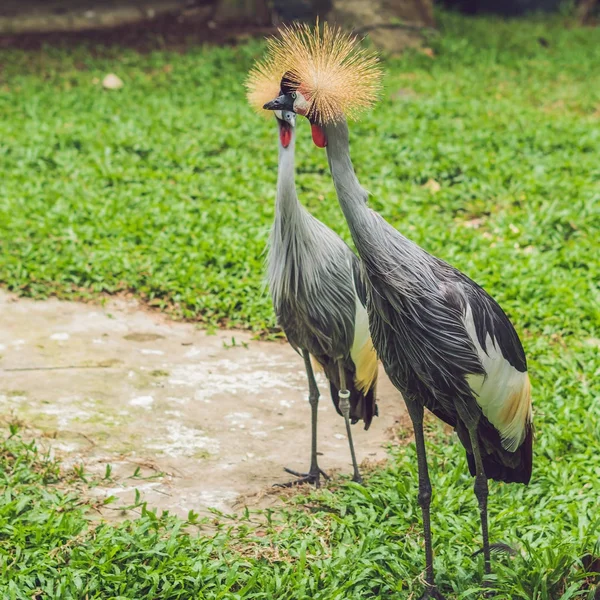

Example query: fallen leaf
[102,74,123,90]
[463,218,484,229]
[423,179,441,193]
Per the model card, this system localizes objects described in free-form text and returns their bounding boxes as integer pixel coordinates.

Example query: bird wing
[350,256,378,395]
[361,222,531,451]
[350,289,378,396]
[353,211,531,465]
[460,284,532,452]
[307,254,378,428]
[352,254,369,308]
[368,271,484,394]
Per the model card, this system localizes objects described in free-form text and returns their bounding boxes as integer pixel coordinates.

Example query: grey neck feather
[275,125,304,225]
[267,122,313,306]
[324,120,371,234]
[268,119,355,311]
[324,119,447,296]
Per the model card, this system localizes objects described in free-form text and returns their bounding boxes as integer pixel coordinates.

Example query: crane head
[248,22,380,148]
[263,75,328,148]
[260,22,381,146]
[264,91,328,149]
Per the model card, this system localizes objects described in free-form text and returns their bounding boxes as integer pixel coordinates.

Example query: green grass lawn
[1,11,600,599]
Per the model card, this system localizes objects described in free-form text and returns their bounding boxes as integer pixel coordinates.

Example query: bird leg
[405,400,447,600]
[275,350,329,488]
[337,361,362,483]
[468,427,492,581]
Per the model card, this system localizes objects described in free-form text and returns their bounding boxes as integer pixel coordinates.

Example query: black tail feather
[327,364,378,430]
[466,424,533,484]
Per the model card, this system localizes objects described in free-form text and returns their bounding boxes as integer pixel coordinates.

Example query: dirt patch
[123,332,166,342]
[0,6,276,53]
[0,290,408,518]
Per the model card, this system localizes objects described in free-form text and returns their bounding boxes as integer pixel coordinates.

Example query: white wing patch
[350,291,378,394]
[463,304,532,452]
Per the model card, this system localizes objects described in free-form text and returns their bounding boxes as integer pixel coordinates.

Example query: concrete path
[0,290,407,518]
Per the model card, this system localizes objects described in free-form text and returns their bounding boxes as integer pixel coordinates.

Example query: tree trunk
[577,0,597,24]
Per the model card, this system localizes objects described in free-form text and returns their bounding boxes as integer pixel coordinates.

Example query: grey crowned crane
[246,58,378,487]
[262,23,533,598]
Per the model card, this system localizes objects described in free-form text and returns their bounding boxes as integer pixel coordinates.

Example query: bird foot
[418,587,447,600]
[481,579,496,598]
[351,473,363,485]
[273,467,330,488]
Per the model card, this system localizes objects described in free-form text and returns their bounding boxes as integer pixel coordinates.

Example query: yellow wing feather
[498,372,532,440]
[464,305,532,452]
[351,299,378,394]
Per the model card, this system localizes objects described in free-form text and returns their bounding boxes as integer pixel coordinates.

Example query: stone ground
[0,0,275,51]
[0,290,408,519]
[0,0,190,35]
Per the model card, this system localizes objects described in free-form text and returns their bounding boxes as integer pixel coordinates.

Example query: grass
[1,10,599,599]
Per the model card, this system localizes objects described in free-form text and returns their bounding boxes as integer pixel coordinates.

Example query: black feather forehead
[279,72,297,95]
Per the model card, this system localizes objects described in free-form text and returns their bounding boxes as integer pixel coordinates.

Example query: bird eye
[291,92,297,100]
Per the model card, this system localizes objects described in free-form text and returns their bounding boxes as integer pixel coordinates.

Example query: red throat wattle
[311,124,327,148]
[279,121,292,148]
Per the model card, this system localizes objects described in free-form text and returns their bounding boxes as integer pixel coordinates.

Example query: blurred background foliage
[1,0,597,53]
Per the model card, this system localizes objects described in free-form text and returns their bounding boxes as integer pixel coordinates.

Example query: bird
[262,23,533,598]
[245,56,379,487]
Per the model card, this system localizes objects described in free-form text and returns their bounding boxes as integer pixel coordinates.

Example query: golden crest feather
[266,21,382,124]
[245,55,286,119]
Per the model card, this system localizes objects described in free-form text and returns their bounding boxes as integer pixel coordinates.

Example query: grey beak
[263,94,294,112]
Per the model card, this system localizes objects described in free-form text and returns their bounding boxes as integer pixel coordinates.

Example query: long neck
[268,121,314,305]
[324,119,371,234]
[325,120,435,291]
[275,125,303,224]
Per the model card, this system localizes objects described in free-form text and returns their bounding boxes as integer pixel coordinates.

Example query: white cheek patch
[274,110,283,120]
[294,92,311,116]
